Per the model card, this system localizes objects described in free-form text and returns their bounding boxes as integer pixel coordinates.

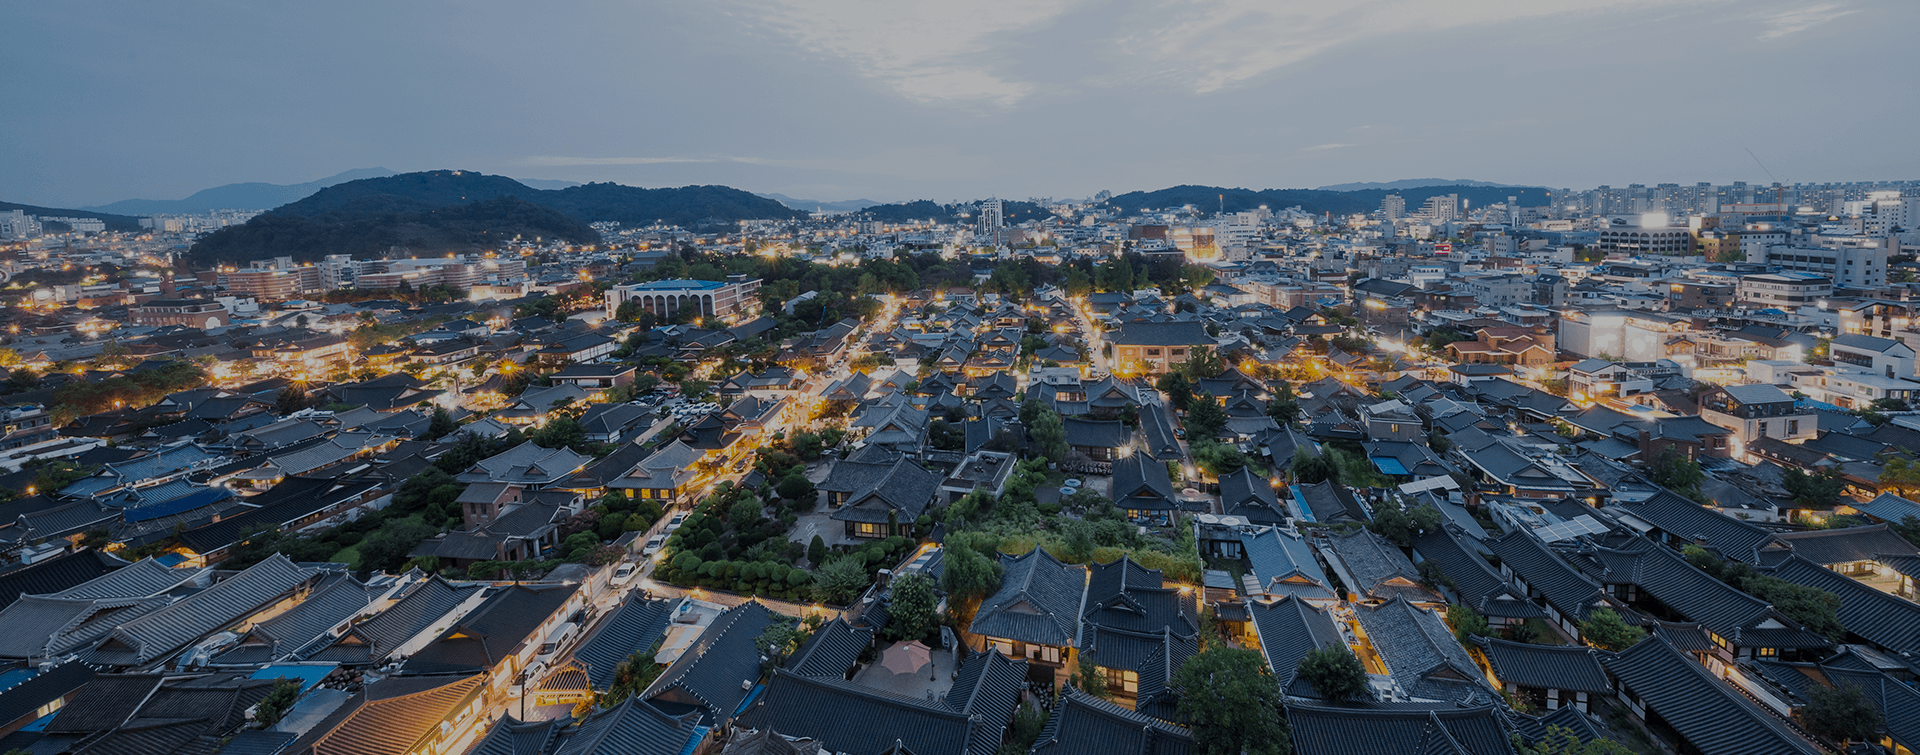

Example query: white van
[538,622,579,657]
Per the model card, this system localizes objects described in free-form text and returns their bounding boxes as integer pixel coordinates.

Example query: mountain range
[1102,183,1551,217]
[1314,178,1521,192]
[83,168,584,215]
[185,170,805,265]
[757,193,882,214]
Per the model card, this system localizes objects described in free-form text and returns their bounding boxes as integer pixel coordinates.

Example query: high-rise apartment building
[1380,195,1405,222]
[977,198,1004,247]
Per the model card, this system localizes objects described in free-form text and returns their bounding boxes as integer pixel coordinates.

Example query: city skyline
[5,0,1915,208]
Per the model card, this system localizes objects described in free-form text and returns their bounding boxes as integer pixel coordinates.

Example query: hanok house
[1077,557,1198,704]
[642,601,778,724]
[969,548,1088,668]
[1319,529,1441,605]
[1410,523,1547,630]
[1107,321,1213,376]
[1601,635,1828,755]
[607,439,703,504]
[1218,466,1287,525]
[1353,597,1495,703]
[1109,450,1179,522]
[1061,416,1129,462]
[413,489,582,571]
[821,456,942,539]
[1564,538,1832,662]
[1473,636,1613,713]
[1444,326,1556,367]
[288,673,491,755]
[400,582,582,706]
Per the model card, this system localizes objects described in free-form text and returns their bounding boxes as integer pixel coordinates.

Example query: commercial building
[130,299,231,329]
[1597,225,1693,256]
[604,276,762,321]
[1699,383,1816,448]
[1751,245,1886,288]
[1736,273,1831,309]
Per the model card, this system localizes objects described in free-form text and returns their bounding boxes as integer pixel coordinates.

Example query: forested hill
[1103,184,1553,217]
[186,170,807,265]
[858,199,1054,225]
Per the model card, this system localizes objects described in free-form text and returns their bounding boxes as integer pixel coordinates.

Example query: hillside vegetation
[187,170,806,264]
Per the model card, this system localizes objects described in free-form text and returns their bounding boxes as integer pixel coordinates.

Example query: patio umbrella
[879,641,931,675]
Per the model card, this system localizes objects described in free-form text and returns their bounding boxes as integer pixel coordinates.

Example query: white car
[611,562,638,585]
[642,535,666,557]
[666,512,688,532]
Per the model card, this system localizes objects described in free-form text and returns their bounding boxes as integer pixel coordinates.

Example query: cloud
[1304,143,1354,151]
[1755,3,1859,39]
[724,0,1082,105]
[1117,0,1727,93]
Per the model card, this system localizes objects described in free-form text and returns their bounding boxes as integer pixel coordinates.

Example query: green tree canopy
[1295,647,1368,702]
[886,571,939,642]
[1170,648,1290,755]
[1804,682,1883,745]
[1578,608,1645,651]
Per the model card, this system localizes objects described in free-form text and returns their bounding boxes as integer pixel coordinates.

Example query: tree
[1804,682,1883,745]
[1882,456,1920,499]
[1447,603,1489,644]
[1295,647,1368,702]
[253,679,303,727]
[807,535,828,567]
[941,545,1002,602]
[755,619,802,670]
[729,497,763,527]
[886,571,938,641]
[1518,727,1638,755]
[1370,505,1440,547]
[1170,649,1290,755]
[423,406,459,441]
[1783,466,1845,509]
[1292,453,1337,485]
[1030,406,1067,462]
[1181,345,1223,381]
[1184,394,1227,440]
[1267,381,1301,425]
[812,556,870,604]
[1578,608,1645,651]
[777,472,815,503]
[1648,447,1706,503]
[1893,514,1920,547]
[275,385,310,415]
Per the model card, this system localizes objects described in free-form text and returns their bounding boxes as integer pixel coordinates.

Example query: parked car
[666,512,688,532]
[611,561,639,585]
[642,535,666,557]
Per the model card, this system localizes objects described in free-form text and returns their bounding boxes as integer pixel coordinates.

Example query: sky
[3,0,1914,208]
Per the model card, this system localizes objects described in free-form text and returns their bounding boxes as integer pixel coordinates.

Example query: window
[1788,419,1799,436]
[856,522,884,537]
[1029,645,1062,664]
[1104,667,1139,694]
[1758,421,1769,437]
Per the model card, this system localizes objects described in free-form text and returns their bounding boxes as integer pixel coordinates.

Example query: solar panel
[1535,515,1610,543]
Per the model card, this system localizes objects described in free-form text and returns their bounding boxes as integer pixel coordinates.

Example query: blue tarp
[1370,456,1409,476]
[1290,485,1313,523]
[123,487,232,523]
[251,663,336,692]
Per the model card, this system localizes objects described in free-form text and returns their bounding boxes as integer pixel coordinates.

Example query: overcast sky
[4,0,1913,208]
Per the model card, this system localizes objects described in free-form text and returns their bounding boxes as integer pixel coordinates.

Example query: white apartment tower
[1380,195,1405,222]
[977,198,1005,247]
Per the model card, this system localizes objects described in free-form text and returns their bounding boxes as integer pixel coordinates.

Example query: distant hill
[1103,184,1552,217]
[758,193,882,214]
[857,199,1055,225]
[85,168,399,215]
[0,201,144,232]
[1314,178,1520,191]
[186,170,805,265]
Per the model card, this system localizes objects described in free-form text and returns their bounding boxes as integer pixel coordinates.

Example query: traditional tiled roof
[1764,524,1918,567]
[574,596,676,690]
[1605,491,1776,564]
[1248,596,1346,698]
[546,695,705,755]
[0,659,95,732]
[1601,636,1824,755]
[1321,529,1435,604]
[404,583,577,675]
[643,601,777,721]
[736,650,1024,755]
[302,673,488,755]
[304,575,484,663]
[1411,525,1544,620]
[470,717,564,755]
[1482,531,1610,623]
[1110,451,1177,513]
[969,548,1086,648]
[0,593,174,659]
[1566,539,1829,650]
[87,554,316,667]
[1473,636,1611,693]
[1030,687,1192,755]
[1286,701,1513,755]
[1218,467,1283,524]
[1239,528,1335,602]
[1763,554,1920,657]
[785,618,873,679]
[1353,598,1490,703]
[827,458,943,524]
[213,571,380,664]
